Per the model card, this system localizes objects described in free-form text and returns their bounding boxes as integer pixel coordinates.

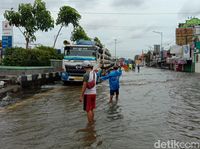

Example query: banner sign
[183,45,190,59]
[2,36,13,49]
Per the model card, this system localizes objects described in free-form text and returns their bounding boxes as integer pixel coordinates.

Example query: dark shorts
[110,89,119,96]
[83,94,96,112]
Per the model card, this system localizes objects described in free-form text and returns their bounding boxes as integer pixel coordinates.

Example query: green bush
[36,45,64,60]
[3,46,63,66]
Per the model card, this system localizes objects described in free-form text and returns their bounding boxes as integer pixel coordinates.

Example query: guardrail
[0,66,55,76]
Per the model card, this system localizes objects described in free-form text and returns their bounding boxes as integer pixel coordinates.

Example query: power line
[79,12,200,15]
[82,24,176,28]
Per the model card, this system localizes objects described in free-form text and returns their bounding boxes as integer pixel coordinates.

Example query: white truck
[61,43,101,83]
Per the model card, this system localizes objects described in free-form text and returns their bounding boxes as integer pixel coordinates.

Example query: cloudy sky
[1,0,200,58]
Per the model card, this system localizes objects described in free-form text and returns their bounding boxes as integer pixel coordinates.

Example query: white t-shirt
[84,71,97,95]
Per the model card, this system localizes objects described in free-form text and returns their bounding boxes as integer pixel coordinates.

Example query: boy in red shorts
[80,61,97,124]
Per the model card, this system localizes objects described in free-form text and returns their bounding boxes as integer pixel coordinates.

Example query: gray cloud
[82,18,118,30]
[70,0,99,10]
[130,26,155,39]
[0,0,34,10]
[0,0,60,21]
[112,0,145,7]
[0,0,186,58]
[44,0,65,9]
[179,0,200,18]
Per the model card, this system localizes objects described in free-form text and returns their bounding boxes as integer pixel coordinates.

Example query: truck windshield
[64,47,97,57]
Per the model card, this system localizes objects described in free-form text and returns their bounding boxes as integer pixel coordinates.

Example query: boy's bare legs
[87,111,93,124]
[87,110,95,124]
[109,95,114,103]
[91,110,94,122]
[116,94,119,102]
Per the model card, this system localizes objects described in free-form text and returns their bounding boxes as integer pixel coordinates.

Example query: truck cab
[61,44,100,83]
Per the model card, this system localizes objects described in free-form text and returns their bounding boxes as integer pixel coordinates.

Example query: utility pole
[161,32,163,52]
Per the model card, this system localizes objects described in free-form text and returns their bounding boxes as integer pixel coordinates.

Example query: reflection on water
[76,123,101,148]
[0,68,200,149]
[107,103,123,121]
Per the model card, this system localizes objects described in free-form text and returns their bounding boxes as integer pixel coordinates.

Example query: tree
[182,18,200,28]
[71,26,90,42]
[145,51,152,65]
[4,0,54,49]
[94,37,103,48]
[53,6,81,48]
[134,55,140,61]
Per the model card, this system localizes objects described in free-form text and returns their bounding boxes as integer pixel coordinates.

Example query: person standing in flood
[137,64,140,73]
[80,61,97,124]
[101,65,122,103]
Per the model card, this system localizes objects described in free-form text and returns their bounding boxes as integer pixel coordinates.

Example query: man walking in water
[137,64,140,73]
[80,61,97,124]
[101,65,122,103]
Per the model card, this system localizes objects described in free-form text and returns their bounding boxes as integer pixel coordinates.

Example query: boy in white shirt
[80,61,97,124]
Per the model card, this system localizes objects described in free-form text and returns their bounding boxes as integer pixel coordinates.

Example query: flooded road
[0,67,200,149]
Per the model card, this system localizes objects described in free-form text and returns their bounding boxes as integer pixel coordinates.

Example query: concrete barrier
[0,66,62,89]
[18,72,61,89]
[0,66,55,76]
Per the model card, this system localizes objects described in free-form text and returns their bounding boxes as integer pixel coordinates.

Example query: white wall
[195,54,200,73]
[170,45,183,57]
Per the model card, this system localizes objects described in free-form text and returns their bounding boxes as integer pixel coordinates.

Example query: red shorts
[83,94,96,112]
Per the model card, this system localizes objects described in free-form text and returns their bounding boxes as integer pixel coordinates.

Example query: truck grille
[65,65,86,76]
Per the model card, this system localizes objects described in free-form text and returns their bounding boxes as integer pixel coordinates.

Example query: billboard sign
[2,21,13,51]
[183,45,190,59]
[2,36,13,49]
[2,21,13,36]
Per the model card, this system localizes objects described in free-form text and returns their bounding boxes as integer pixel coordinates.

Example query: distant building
[154,45,160,54]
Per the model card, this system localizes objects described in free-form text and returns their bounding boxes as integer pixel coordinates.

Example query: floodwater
[0,68,200,149]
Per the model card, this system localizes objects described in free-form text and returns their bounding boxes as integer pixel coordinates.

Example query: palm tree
[53,6,81,48]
